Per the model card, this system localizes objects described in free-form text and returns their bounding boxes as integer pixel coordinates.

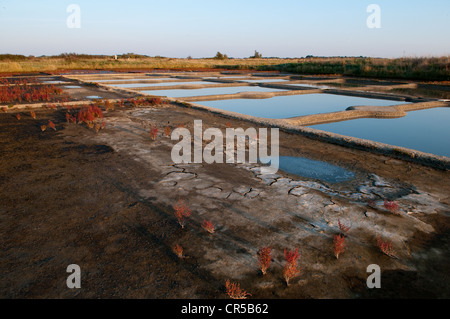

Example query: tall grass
[253,56,450,81]
[0,55,448,81]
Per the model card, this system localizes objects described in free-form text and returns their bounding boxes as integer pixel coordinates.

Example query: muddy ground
[0,76,449,299]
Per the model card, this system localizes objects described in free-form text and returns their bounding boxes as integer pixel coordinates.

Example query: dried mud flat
[1,89,450,299]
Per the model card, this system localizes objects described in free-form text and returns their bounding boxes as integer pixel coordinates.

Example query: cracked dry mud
[1,101,449,299]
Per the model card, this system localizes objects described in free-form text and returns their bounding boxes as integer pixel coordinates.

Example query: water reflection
[310,107,450,157]
[261,156,355,184]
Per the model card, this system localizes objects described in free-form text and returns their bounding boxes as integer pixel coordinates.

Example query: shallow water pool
[240,79,289,83]
[197,93,406,119]
[111,81,217,89]
[262,156,355,183]
[310,107,450,157]
[143,86,287,98]
[94,78,169,82]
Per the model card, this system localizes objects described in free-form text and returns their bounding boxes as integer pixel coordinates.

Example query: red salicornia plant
[172,244,184,258]
[333,234,346,259]
[76,104,103,128]
[338,219,351,234]
[225,280,251,299]
[173,199,192,228]
[40,125,47,132]
[201,220,216,234]
[384,200,400,214]
[30,110,36,119]
[164,126,171,138]
[0,78,64,104]
[147,97,165,106]
[150,126,158,140]
[257,247,272,275]
[377,236,396,258]
[283,248,301,286]
[104,100,114,111]
[16,113,21,120]
[48,120,56,131]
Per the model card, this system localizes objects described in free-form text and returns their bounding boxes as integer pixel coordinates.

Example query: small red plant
[201,220,216,234]
[16,113,21,120]
[40,125,47,132]
[30,110,36,119]
[172,244,184,258]
[283,248,301,286]
[338,219,351,234]
[257,247,272,275]
[104,100,114,111]
[76,104,103,129]
[128,98,139,107]
[0,79,64,104]
[384,200,400,214]
[225,280,251,299]
[377,236,396,258]
[146,97,164,105]
[333,234,346,259]
[48,120,56,131]
[149,126,158,140]
[164,126,171,138]
[284,248,300,265]
[1,107,7,113]
[173,199,192,228]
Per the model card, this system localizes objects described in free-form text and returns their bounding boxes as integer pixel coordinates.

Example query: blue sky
[0,0,449,58]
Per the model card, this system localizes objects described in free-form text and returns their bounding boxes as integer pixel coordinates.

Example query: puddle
[86,95,103,99]
[261,156,355,184]
[197,93,406,119]
[142,86,287,98]
[64,85,82,89]
[310,107,450,157]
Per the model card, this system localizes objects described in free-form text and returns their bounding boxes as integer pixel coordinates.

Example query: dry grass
[0,55,448,81]
[0,56,287,74]
[258,56,450,81]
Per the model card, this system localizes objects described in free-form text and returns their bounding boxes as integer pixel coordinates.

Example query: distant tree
[251,50,262,59]
[214,52,228,60]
